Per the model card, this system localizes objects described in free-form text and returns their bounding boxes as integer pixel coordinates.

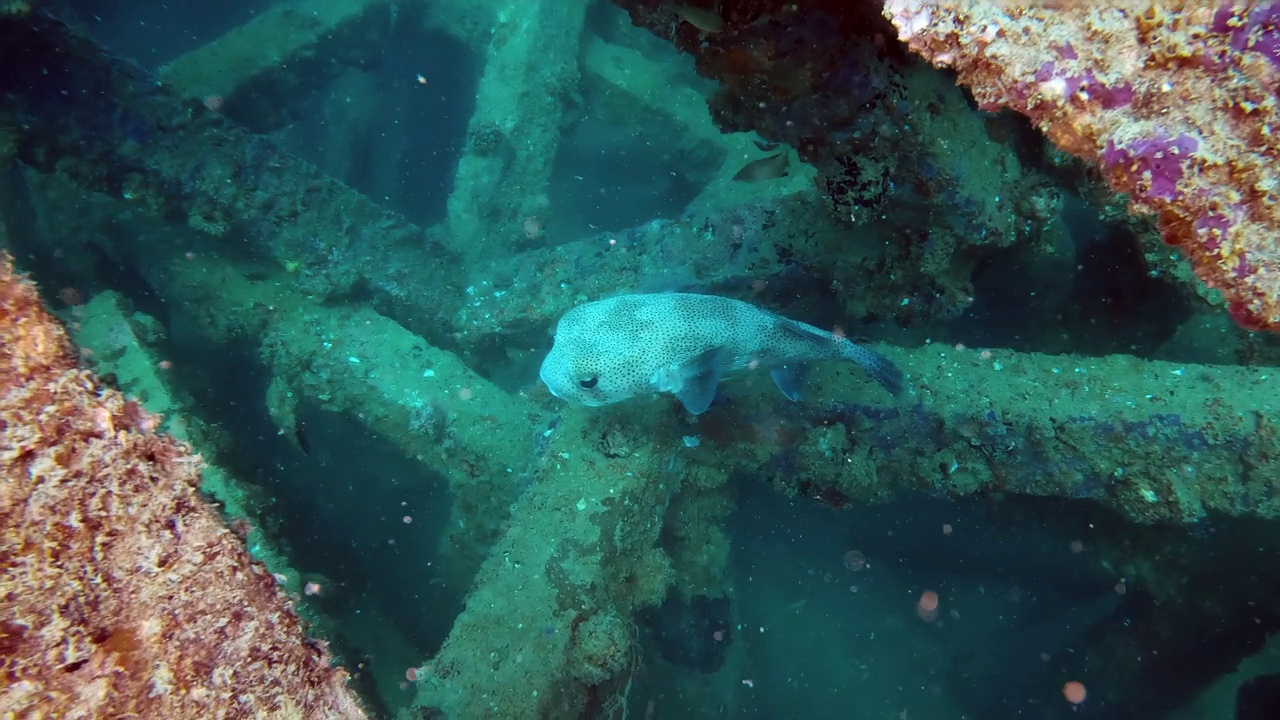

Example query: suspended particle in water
[916,590,939,622]
[1062,680,1087,705]
[843,550,867,572]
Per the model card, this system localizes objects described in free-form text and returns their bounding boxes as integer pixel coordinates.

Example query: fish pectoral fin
[770,363,809,401]
[675,374,721,415]
[673,346,731,415]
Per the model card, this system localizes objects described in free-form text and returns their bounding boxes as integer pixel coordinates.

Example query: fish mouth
[538,363,565,399]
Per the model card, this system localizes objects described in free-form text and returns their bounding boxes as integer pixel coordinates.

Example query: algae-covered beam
[158,0,395,132]
[580,34,738,167]
[0,11,452,318]
[409,338,1280,713]
[716,344,1280,524]
[449,195,861,350]
[442,0,591,261]
[608,0,1072,325]
[0,11,858,361]
[162,0,732,176]
[129,243,541,578]
[0,251,369,718]
[412,408,694,719]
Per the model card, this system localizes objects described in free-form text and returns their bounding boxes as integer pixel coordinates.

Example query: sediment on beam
[580,35,732,152]
[445,200,824,352]
[419,0,498,48]
[442,0,591,261]
[413,407,688,719]
[159,0,395,133]
[708,344,1280,524]
[0,13,458,335]
[131,243,542,581]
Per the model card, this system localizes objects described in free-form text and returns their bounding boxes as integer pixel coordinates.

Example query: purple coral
[1193,212,1233,253]
[1033,62,1134,109]
[1101,132,1199,202]
[1212,3,1280,70]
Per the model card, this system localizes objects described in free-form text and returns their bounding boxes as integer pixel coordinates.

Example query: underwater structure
[0,252,368,716]
[2,0,1280,718]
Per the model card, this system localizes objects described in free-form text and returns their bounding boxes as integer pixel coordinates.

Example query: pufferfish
[538,293,903,415]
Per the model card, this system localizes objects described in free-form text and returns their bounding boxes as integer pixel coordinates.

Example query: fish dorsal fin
[663,346,731,415]
[777,319,832,346]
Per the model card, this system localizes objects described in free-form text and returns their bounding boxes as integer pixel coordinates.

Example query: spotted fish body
[539,293,903,414]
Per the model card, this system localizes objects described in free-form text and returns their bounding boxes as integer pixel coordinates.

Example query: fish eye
[578,376,599,389]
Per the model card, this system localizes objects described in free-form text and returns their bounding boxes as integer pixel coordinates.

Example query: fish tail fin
[777,319,904,397]
[842,342,904,397]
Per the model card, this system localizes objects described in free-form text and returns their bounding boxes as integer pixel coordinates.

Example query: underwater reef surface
[2,1,1280,718]
[0,250,369,718]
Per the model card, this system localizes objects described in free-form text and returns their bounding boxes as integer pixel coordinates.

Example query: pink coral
[885,0,1280,331]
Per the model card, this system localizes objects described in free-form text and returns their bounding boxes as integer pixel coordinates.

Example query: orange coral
[0,252,367,718]
[885,0,1280,331]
